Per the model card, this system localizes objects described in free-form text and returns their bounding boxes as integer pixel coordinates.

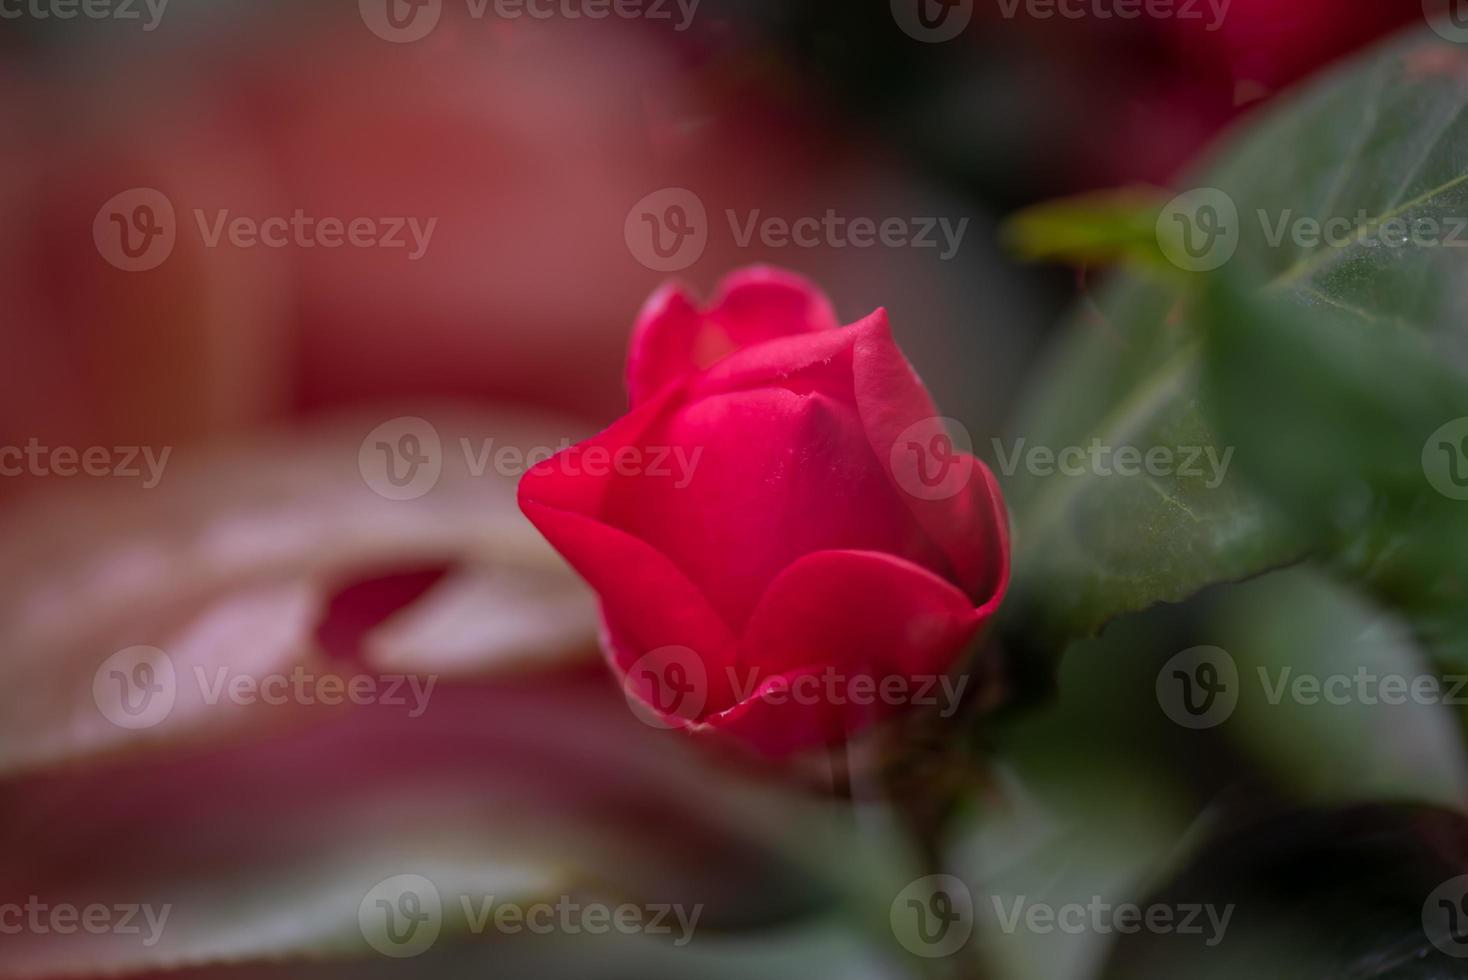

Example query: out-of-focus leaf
[1002,188,1170,269]
[0,407,597,778]
[1209,568,1468,806]
[1099,805,1468,979]
[956,609,1211,980]
[965,560,1468,978]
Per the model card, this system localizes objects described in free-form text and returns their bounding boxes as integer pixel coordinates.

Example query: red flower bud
[520,267,1009,756]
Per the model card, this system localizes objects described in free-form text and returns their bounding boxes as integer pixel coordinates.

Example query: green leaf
[1000,26,1468,652]
[1199,273,1468,667]
[998,273,1305,652]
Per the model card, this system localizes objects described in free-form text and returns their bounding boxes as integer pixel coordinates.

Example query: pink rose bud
[519,266,1010,756]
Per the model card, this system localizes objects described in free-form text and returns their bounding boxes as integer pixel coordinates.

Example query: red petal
[704,549,984,756]
[600,387,952,631]
[518,395,739,705]
[626,266,838,406]
[851,310,1008,604]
